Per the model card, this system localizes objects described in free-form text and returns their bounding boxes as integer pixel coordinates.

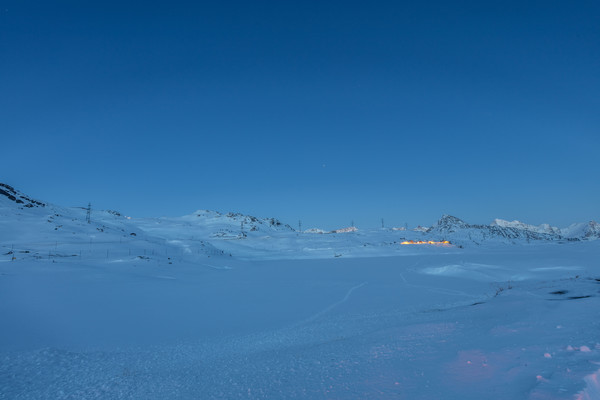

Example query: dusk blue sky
[2,1,599,229]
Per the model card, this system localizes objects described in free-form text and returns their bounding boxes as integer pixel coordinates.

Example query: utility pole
[298,220,302,233]
[86,202,91,224]
[351,220,354,227]
[381,218,384,228]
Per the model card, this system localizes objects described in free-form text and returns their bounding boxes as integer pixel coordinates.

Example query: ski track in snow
[298,281,369,325]
[201,263,233,270]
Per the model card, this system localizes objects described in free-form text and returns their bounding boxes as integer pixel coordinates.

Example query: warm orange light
[400,240,451,245]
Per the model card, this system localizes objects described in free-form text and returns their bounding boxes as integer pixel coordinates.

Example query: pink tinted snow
[575,369,600,400]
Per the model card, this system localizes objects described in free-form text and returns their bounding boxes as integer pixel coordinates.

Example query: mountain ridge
[1,183,598,248]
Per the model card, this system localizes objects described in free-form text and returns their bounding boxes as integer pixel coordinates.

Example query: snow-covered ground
[1,185,599,399]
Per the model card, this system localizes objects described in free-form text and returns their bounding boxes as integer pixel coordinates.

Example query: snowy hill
[0,183,46,208]
[490,218,561,235]
[561,221,600,239]
[186,209,294,234]
[133,209,294,242]
[489,218,600,240]
[427,215,565,246]
[1,184,598,262]
[0,185,225,263]
[2,183,600,400]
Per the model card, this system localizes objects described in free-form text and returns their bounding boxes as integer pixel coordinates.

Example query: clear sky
[2,1,599,230]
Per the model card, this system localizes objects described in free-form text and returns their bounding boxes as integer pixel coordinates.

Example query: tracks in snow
[298,281,369,325]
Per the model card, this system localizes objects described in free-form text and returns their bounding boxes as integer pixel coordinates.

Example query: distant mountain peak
[433,215,469,233]
[583,221,600,238]
[439,214,466,224]
[491,219,561,235]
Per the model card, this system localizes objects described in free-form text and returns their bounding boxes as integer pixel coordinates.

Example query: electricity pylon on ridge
[86,203,91,224]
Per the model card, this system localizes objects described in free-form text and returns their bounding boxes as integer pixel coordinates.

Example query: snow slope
[1,184,599,399]
[562,221,600,240]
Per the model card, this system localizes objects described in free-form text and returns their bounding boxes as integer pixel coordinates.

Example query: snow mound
[330,226,358,233]
[304,228,327,234]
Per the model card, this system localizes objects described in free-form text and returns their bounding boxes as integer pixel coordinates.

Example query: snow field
[1,245,599,399]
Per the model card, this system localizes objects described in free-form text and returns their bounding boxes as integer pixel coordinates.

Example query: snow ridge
[427,214,565,245]
[0,183,45,208]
